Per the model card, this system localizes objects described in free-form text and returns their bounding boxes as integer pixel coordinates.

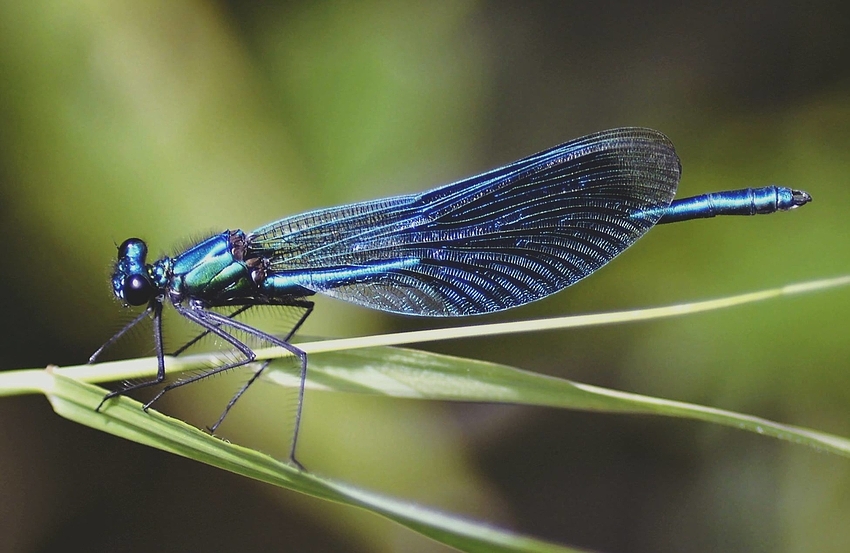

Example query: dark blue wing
[249,127,681,316]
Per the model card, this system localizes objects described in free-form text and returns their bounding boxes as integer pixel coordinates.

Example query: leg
[170,305,253,356]
[96,302,166,411]
[89,306,152,364]
[172,299,309,354]
[143,305,260,409]
[208,360,272,434]
[282,299,314,341]
[183,307,310,468]
[206,298,313,430]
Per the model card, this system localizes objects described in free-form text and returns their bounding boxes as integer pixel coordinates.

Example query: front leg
[96,301,167,411]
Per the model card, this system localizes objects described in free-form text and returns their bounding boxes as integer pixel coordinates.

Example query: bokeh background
[1,2,849,552]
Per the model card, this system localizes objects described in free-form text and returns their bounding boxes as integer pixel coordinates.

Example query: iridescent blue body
[91,127,811,467]
[655,185,808,224]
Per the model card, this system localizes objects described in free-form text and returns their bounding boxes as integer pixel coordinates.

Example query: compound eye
[118,238,148,263]
[122,274,155,306]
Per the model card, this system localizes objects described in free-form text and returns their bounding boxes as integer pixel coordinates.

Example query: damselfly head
[113,238,156,306]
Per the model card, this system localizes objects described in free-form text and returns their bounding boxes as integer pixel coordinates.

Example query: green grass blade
[41,372,588,553]
[288,346,850,457]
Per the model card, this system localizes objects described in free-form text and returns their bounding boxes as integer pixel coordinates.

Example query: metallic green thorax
[158,230,262,304]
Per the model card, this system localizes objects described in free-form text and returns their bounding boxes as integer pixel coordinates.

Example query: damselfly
[90,127,811,468]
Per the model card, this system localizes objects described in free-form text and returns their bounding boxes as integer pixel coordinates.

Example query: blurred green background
[1,2,849,552]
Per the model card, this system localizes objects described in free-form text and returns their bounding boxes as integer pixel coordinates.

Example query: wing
[248,127,681,316]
